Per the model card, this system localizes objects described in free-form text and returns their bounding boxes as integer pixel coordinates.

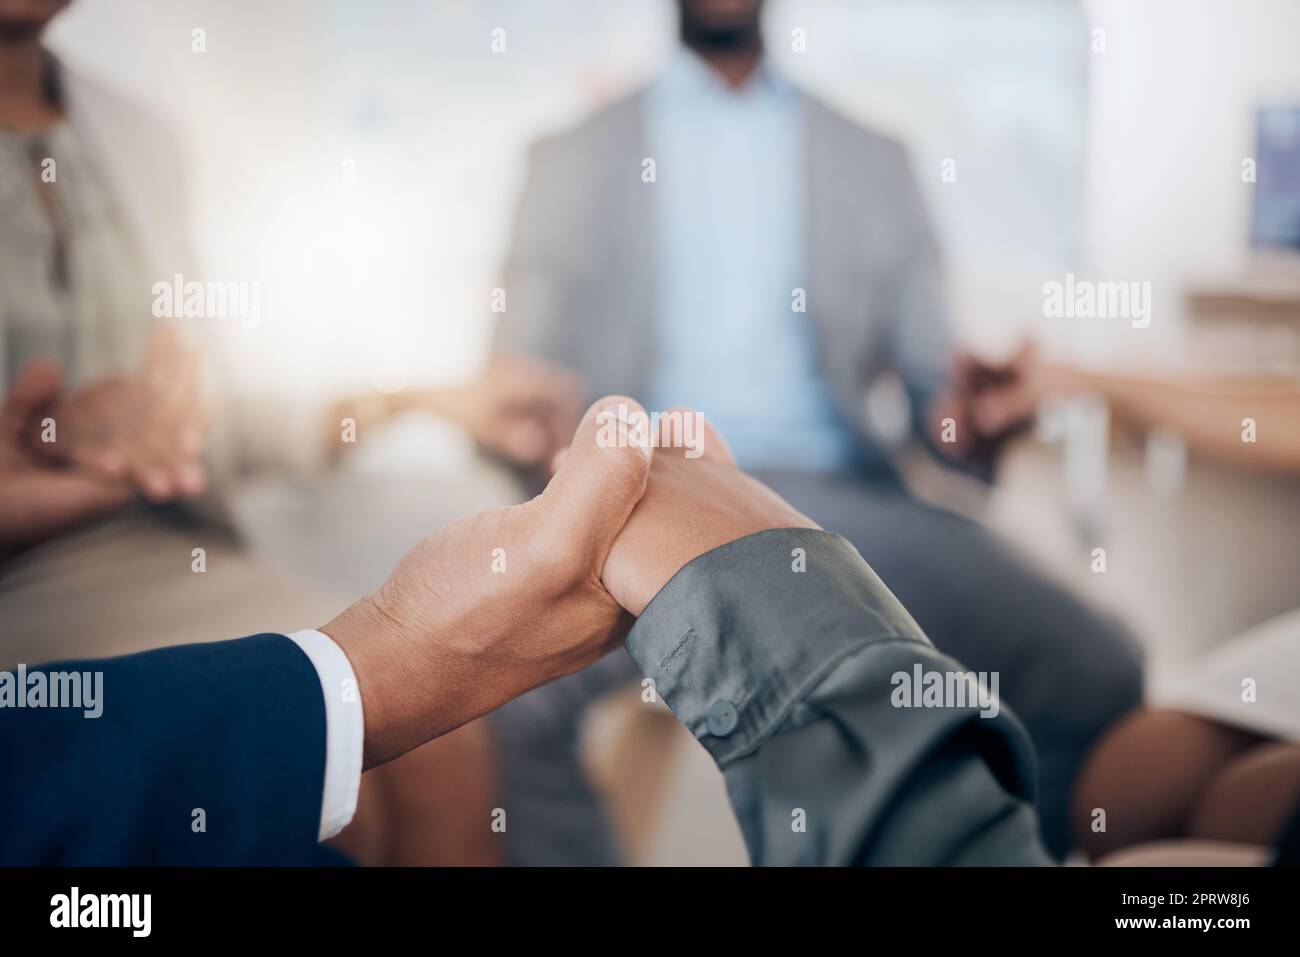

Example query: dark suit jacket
[0,634,333,865]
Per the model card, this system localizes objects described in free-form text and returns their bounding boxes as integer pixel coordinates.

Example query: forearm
[320,579,576,772]
[320,594,483,771]
[325,387,471,450]
[0,474,130,562]
[1059,367,1300,472]
[625,528,1050,866]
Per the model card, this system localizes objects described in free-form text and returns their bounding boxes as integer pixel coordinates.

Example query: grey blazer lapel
[576,89,658,401]
[803,94,874,441]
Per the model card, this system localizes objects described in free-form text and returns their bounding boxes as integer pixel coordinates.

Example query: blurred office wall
[47,0,1300,391]
[1082,0,1300,363]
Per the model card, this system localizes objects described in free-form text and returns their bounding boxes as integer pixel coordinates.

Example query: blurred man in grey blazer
[488,0,1142,860]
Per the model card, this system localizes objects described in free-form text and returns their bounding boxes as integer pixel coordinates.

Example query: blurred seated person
[0,0,553,865]
[967,342,1300,863]
[424,0,1141,861]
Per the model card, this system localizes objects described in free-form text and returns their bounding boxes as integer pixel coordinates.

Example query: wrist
[319,584,507,770]
[319,594,413,769]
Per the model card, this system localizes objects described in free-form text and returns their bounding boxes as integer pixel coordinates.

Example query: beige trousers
[0,507,345,670]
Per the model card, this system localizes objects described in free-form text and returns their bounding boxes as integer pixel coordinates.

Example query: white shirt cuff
[287,628,364,841]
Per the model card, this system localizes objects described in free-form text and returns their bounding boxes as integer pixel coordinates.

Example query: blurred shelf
[1184,277,1300,371]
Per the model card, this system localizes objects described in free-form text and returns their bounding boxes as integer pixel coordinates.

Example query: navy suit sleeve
[0,634,329,865]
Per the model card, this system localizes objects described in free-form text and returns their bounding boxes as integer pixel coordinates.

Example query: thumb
[1,359,62,437]
[538,394,653,562]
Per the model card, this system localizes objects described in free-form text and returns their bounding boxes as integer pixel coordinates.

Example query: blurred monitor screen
[1252,106,1300,250]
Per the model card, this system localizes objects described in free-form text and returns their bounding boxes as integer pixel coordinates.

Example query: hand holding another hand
[932,341,1074,459]
[962,341,1081,440]
[322,396,815,769]
[383,356,583,471]
[0,361,133,560]
[323,395,650,767]
[599,408,818,616]
[33,326,208,502]
[454,356,584,469]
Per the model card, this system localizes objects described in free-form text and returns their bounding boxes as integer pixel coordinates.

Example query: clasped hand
[29,327,208,501]
[0,328,207,559]
[322,395,817,768]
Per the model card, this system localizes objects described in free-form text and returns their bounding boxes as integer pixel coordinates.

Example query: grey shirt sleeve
[624,528,1052,866]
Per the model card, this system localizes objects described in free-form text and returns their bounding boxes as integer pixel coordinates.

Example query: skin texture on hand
[321,395,651,769]
[599,409,819,616]
[32,326,208,502]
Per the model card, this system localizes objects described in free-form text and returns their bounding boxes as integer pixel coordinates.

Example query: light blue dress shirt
[644,50,856,472]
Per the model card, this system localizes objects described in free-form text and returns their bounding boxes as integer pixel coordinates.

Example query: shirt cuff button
[707,699,739,737]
